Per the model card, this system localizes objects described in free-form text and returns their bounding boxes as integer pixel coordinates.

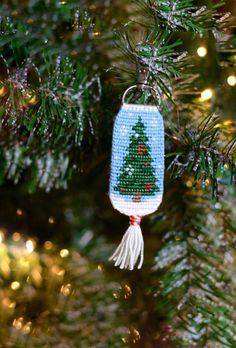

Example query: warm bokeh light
[97,264,104,272]
[22,321,32,335]
[0,84,8,97]
[60,283,72,296]
[12,232,21,242]
[129,327,141,343]
[51,265,65,277]
[48,216,55,224]
[223,120,233,126]
[11,281,21,290]
[60,249,69,258]
[227,75,236,86]
[26,239,36,253]
[200,88,213,101]
[44,240,53,250]
[0,230,5,243]
[186,180,193,188]
[197,46,207,57]
[13,317,24,330]
[16,208,23,216]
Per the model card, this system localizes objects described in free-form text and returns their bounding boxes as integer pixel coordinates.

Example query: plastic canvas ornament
[109,86,165,270]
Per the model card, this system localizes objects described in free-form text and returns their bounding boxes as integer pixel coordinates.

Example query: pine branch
[166,114,236,197]
[137,0,225,33]
[0,56,101,191]
[0,9,94,64]
[153,188,236,347]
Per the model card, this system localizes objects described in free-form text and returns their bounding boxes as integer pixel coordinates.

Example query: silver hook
[122,84,158,105]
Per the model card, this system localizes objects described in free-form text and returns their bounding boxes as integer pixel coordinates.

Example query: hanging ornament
[109,85,165,270]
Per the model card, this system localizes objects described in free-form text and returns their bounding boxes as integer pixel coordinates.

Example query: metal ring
[122,84,158,105]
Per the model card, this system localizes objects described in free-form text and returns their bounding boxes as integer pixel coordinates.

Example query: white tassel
[109,215,144,270]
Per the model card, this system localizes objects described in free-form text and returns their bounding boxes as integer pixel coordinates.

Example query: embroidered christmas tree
[114,117,159,202]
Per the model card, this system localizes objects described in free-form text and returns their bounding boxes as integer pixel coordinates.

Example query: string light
[48,216,55,224]
[129,328,141,343]
[200,88,213,101]
[51,265,65,276]
[112,292,119,299]
[227,75,236,86]
[0,84,8,97]
[224,163,229,170]
[0,229,5,243]
[11,281,21,290]
[16,208,23,216]
[60,249,69,258]
[31,269,43,287]
[197,46,207,57]
[205,178,210,186]
[26,239,36,253]
[44,240,53,250]
[22,321,32,335]
[97,264,104,272]
[60,283,72,296]
[122,283,132,299]
[12,232,21,241]
[186,180,193,188]
[223,120,233,127]
[8,301,16,309]
[13,317,24,330]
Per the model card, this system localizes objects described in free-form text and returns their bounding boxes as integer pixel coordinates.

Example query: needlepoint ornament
[109,85,165,270]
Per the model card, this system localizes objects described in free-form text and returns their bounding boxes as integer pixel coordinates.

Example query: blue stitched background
[110,104,165,202]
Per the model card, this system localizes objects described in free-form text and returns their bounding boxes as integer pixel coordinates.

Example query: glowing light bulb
[22,321,32,335]
[97,264,104,272]
[201,88,213,101]
[48,216,55,224]
[13,317,24,330]
[52,265,65,276]
[26,239,35,253]
[60,249,69,258]
[44,240,53,250]
[223,120,233,126]
[0,230,5,243]
[11,281,20,290]
[197,46,207,57]
[129,328,141,343]
[227,75,236,86]
[186,180,193,188]
[12,232,21,241]
[60,283,72,296]
[224,163,229,170]
[16,208,23,216]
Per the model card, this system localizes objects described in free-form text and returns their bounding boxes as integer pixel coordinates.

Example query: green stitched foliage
[114,117,159,200]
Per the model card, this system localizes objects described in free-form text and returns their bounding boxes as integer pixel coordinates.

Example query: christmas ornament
[109,85,165,270]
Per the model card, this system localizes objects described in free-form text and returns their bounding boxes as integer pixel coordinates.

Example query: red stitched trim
[129,215,142,226]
